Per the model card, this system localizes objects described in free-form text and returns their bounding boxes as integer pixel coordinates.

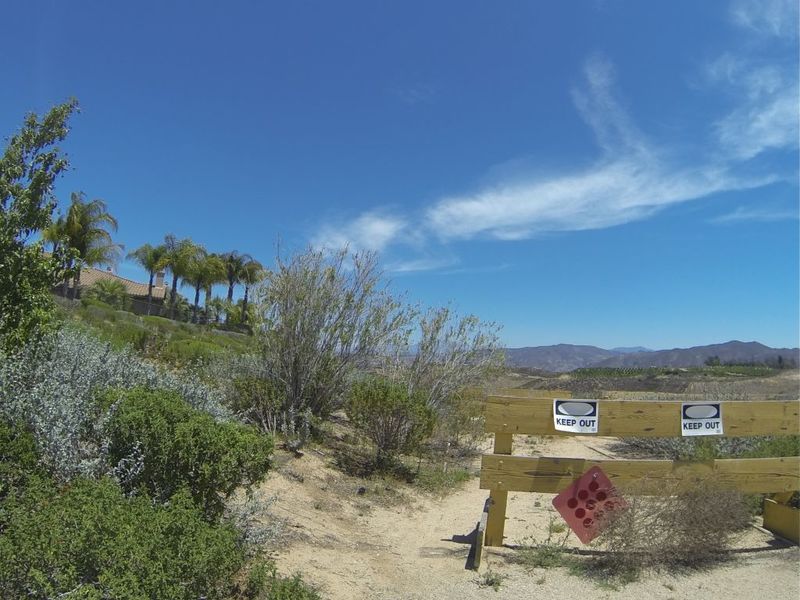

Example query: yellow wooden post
[763,492,800,543]
[484,432,513,546]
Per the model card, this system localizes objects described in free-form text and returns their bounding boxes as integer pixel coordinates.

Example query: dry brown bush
[592,477,752,574]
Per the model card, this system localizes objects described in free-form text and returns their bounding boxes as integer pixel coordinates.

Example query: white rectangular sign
[681,403,723,436]
[553,399,599,434]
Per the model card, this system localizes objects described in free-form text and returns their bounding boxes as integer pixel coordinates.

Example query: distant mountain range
[504,341,799,372]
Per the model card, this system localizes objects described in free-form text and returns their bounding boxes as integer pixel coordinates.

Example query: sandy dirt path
[263,435,800,600]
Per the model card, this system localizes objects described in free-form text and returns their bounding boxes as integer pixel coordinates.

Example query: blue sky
[2,0,798,349]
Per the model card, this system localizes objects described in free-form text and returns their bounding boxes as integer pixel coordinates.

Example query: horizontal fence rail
[480,455,800,495]
[485,396,800,437]
[475,393,800,556]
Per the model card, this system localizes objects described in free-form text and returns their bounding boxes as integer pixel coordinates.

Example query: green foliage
[257,248,409,426]
[477,568,506,592]
[162,337,227,363]
[83,278,130,310]
[383,306,504,414]
[743,435,800,458]
[0,421,42,500]
[412,462,471,493]
[345,376,436,468]
[513,524,573,570]
[0,477,244,600]
[230,376,285,433]
[242,560,322,600]
[432,386,486,453]
[60,299,255,362]
[0,100,78,349]
[105,388,273,518]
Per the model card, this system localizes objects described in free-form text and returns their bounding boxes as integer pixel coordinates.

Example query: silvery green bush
[0,326,228,481]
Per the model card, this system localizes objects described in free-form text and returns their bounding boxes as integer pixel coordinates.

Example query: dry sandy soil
[255,430,800,600]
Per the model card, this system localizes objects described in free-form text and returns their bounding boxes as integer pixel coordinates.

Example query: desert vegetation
[0,101,504,598]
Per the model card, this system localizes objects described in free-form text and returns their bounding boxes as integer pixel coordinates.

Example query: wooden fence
[475,390,800,563]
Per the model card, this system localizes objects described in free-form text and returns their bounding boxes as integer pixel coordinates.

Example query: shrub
[105,388,273,518]
[0,420,42,500]
[163,337,226,363]
[242,560,322,600]
[256,248,410,428]
[0,327,229,480]
[230,375,285,434]
[593,478,752,574]
[381,306,504,414]
[0,477,244,599]
[345,376,436,468]
[83,279,130,310]
[431,386,486,454]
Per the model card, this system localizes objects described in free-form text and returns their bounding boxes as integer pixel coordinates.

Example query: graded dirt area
[258,433,800,600]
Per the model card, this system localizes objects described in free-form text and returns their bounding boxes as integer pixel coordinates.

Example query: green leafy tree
[0,100,78,349]
[127,242,167,314]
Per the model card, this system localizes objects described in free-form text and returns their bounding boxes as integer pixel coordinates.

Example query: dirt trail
[262,436,800,600]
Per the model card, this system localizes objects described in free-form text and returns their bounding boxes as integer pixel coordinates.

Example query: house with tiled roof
[77,267,169,302]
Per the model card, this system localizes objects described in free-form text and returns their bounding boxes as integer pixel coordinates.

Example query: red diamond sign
[552,466,627,544]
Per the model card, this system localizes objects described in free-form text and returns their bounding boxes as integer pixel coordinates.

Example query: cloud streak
[312,211,407,252]
[711,206,799,224]
[311,3,798,270]
[425,53,781,242]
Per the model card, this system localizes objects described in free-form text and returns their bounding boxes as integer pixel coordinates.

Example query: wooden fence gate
[473,390,800,567]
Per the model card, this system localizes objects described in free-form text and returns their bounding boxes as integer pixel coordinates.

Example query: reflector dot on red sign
[583,518,593,528]
[596,491,607,501]
[589,481,599,492]
[575,508,586,518]
[567,498,578,509]
[585,499,596,511]
[578,489,589,500]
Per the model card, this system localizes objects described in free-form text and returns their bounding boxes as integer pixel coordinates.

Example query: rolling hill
[505,341,799,372]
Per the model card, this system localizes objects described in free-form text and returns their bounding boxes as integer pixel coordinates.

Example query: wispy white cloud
[425,53,777,241]
[730,0,798,38]
[387,256,458,273]
[312,211,407,252]
[711,205,799,224]
[708,57,799,160]
[311,4,798,271]
[390,82,439,105]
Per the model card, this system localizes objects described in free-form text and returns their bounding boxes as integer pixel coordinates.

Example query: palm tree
[202,254,227,321]
[84,278,129,310]
[53,192,122,299]
[182,249,226,324]
[239,259,265,324]
[206,296,227,324]
[163,235,197,319]
[221,251,252,303]
[127,243,168,314]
